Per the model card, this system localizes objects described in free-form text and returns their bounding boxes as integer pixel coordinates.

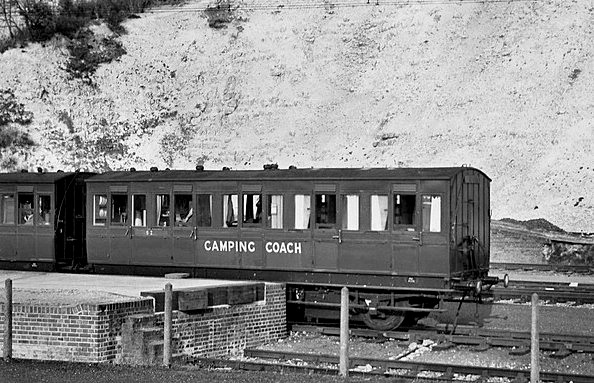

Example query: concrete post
[531,293,539,383]
[339,287,349,377]
[4,279,12,361]
[164,283,172,367]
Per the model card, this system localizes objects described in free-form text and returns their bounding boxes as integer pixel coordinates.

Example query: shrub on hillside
[65,29,126,81]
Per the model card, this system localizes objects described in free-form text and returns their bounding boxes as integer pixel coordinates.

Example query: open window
[111,194,128,225]
[315,193,336,229]
[174,194,193,227]
[394,193,416,228]
[242,193,262,226]
[18,193,34,225]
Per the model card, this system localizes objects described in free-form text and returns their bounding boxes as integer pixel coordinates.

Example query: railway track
[188,349,594,382]
[487,279,594,304]
[290,324,594,356]
[491,262,594,274]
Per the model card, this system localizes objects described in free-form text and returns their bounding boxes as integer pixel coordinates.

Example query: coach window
[294,194,310,229]
[156,194,170,226]
[37,195,51,225]
[341,195,359,230]
[111,194,128,225]
[196,194,212,227]
[223,194,238,227]
[315,193,336,229]
[1,194,15,224]
[422,195,442,232]
[174,194,193,226]
[18,193,34,225]
[242,193,262,226]
[370,195,388,231]
[394,193,416,227]
[267,195,283,229]
[131,195,146,227]
[94,195,108,226]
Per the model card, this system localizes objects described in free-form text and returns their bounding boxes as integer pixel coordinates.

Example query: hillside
[0,0,592,231]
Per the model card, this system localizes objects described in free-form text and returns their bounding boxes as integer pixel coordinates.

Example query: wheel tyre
[361,300,408,331]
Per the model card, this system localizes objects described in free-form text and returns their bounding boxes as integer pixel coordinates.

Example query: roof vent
[196,165,205,171]
[150,166,158,172]
[37,167,43,173]
[57,170,64,173]
[222,166,231,171]
[289,165,297,170]
[20,169,28,173]
[263,163,279,170]
[129,167,136,172]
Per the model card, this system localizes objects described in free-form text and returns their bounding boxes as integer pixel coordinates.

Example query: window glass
[156,194,170,227]
[1,194,15,224]
[132,195,146,227]
[223,194,238,227]
[370,195,388,231]
[315,193,336,229]
[242,193,262,226]
[422,195,442,232]
[174,194,193,226]
[196,194,212,227]
[94,195,108,226]
[111,194,128,225]
[267,195,283,229]
[294,194,311,229]
[394,193,416,227]
[37,195,51,225]
[341,195,359,230]
[18,193,34,225]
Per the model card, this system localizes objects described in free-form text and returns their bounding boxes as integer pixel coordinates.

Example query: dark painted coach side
[84,167,492,293]
[0,171,92,270]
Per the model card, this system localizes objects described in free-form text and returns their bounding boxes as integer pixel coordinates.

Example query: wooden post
[339,287,349,377]
[4,279,12,361]
[163,283,172,367]
[531,293,539,383]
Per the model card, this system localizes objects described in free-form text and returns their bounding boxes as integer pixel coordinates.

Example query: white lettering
[248,241,256,252]
[294,242,302,254]
[212,241,219,251]
[204,240,211,251]
[287,242,294,253]
[265,242,273,253]
[265,241,303,254]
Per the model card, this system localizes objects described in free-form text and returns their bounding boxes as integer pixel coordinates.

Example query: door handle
[332,229,343,244]
[189,227,198,241]
[412,232,423,246]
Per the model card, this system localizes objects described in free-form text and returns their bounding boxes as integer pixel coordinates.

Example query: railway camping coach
[0,166,506,329]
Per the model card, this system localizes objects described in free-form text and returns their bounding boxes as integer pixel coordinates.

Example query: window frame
[0,193,16,225]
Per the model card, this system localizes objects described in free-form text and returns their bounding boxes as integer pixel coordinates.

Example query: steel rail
[239,348,594,382]
[292,324,594,355]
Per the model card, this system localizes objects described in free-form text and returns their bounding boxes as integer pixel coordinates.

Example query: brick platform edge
[0,283,287,364]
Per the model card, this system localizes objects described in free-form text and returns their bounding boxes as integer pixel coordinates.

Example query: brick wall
[168,283,286,358]
[0,299,154,362]
[0,282,287,363]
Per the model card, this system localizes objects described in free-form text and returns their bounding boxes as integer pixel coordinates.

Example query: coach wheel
[361,300,408,331]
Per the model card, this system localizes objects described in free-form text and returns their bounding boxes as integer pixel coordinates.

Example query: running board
[287,300,446,313]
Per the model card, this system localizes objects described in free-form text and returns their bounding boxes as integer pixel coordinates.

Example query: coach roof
[0,171,81,184]
[85,167,491,183]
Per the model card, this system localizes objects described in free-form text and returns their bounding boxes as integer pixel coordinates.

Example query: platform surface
[0,270,254,304]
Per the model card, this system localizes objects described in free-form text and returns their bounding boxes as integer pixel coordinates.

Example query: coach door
[417,181,449,276]
[391,184,420,275]
[312,184,339,270]
[171,185,195,266]
[108,186,132,265]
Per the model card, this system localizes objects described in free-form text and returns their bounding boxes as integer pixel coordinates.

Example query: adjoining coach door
[312,184,339,270]
[391,183,420,275]
[417,180,448,276]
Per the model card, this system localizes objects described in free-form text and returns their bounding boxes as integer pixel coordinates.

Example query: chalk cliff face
[0,0,592,231]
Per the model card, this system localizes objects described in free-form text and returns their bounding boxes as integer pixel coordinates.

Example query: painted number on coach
[203,240,302,254]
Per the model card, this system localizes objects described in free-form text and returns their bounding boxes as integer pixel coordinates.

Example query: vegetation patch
[0,88,35,170]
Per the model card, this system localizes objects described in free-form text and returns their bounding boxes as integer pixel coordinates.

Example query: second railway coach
[85,166,500,329]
